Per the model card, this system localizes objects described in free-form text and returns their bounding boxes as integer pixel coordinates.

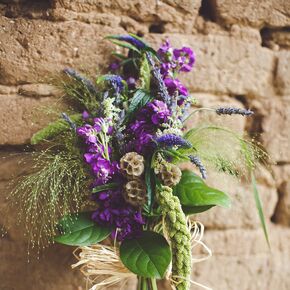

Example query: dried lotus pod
[123,179,147,207]
[120,152,145,179]
[159,164,182,187]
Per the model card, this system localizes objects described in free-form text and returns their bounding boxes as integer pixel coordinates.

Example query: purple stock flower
[92,190,145,241]
[173,47,195,72]
[164,77,188,96]
[147,100,171,125]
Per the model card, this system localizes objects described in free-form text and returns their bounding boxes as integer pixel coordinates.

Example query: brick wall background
[0,1,290,289]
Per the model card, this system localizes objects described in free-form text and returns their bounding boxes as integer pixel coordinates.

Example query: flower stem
[183,107,215,121]
[150,278,158,290]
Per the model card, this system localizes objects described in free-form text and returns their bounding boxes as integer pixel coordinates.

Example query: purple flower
[158,39,171,56]
[77,124,99,144]
[173,47,195,72]
[109,62,120,71]
[103,75,124,93]
[82,110,90,119]
[147,100,171,125]
[155,134,192,148]
[91,190,145,241]
[164,77,188,96]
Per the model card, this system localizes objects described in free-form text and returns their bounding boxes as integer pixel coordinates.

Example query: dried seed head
[120,152,145,179]
[123,180,147,207]
[159,164,182,187]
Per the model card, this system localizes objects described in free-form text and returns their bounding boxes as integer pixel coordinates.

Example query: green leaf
[111,52,127,60]
[31,114,82,145]
[126,89,152,121]
[174,170,231,208]
[120,231,171,278]
[144,160,153,213]
[92,183,118,193]
[54,212,111,246]
[251,172,270,248]
[183,205,214,215]
[139,54,151,91]
[106,38,141,53]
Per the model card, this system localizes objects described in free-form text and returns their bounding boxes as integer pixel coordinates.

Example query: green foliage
[120,231,171,278]
[31,114,82,145]
[92,183,118,193]
[61,75,100,112]
[182,205,214,215]
[105,35,142,53]
[125,89,152,121]
[251,172,270,247]
[143,159,154,214]
[174,170,231,209]
[183,124,270,243]
[139,54,151,91]
[8,149,89,248]
[183,124,267,177]
[54,212,111,246]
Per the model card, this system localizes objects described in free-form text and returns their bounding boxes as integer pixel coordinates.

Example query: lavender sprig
[146,52,171,106]
[189,155,207,179]
[117,35,146,49]
[216,107,254,116]
[63,68,97,95]
[61,112,76,130]
[102,75,124,94]
[155,134,192,149]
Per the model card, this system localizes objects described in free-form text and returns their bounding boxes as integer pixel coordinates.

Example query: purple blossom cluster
[92,190,145,241]
[77,116,145,241]
[126,100,171,154]
[77,117,118,185]
[158,40,195,98]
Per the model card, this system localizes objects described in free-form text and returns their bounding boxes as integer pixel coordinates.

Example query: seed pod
[120,152,145,179]
[123,180,147,207]
[159,164,182,187]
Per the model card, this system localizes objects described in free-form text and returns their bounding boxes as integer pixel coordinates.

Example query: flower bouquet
[8,34,268,290]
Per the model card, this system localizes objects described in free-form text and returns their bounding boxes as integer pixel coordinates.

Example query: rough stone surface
[192,226,290,290]
[214,0,290,28]
[148,34,275,98]
[0,94,58,144]
[0,1,289,290]
[260,96,290,162]
[276,50,290,95]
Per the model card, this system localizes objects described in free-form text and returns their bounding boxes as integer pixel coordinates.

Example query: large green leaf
[174,170,231,208]
[54,212,111,246]
[183,205,214,215]
[120,231,171,278]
